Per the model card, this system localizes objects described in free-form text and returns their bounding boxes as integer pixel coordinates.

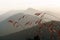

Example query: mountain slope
[0,8,60,40]
[0,9,41,36]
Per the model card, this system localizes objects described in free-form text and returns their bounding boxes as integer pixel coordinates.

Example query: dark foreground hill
[0,21,60,40]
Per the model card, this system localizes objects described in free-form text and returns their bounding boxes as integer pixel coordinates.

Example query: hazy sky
[0,0,60,16]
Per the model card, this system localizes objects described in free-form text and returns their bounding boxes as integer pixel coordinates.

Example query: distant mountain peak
[27,8,36,11]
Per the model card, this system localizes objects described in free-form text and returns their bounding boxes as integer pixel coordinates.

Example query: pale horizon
[0,0,60,18]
